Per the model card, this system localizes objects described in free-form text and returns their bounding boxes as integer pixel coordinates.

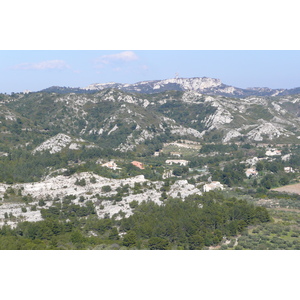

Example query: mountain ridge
[2,87,300,155]
[38,76,300,98]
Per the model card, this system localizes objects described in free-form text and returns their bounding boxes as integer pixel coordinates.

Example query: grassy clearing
[161,144,200,157]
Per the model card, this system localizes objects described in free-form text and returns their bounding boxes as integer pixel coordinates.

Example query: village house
[203,181,224,193]
[131,161,145,169]
[101,161,121,170]
[284,167,294,173]
[165,159,189,166]
[245,168,258,177]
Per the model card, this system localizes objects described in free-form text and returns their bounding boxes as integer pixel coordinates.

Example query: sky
[2,50,300,94]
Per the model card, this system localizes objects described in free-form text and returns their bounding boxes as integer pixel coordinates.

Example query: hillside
[3,88,300,153]
[2,77,300,250]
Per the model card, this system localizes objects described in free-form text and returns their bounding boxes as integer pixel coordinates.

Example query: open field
[272,183,300,195]
[162,142,201,157]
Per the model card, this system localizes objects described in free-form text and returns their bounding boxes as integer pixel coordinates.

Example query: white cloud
[95,51,138,67]
[12,60,70,70]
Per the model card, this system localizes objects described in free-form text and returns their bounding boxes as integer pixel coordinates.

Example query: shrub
[75,178,86,186]
[102,185,112,193]
[38,199,46,206]
[129,200,139,209]
[90,176,97,184]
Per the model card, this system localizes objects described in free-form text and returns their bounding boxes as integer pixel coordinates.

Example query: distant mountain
[38,77,300,98]
[82,77,297,98]
[40,86,97,94]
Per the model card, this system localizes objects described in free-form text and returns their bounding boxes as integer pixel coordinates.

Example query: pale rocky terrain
[32,133,97,154]
[0,172,202,227]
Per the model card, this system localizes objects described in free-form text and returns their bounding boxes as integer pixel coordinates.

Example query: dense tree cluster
[118,192,270,249]
[212,163,246,187]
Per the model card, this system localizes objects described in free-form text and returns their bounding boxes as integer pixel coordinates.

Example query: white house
[165,159,189,166]
[245,168,258,177]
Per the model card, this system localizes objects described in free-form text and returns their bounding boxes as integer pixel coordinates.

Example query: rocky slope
[3,87,300,152]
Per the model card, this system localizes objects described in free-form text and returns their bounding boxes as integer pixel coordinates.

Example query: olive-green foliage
[200,143,238,154]
[119,192,270,249]
[212,163,246,187]
[40,199,96,222]
[122,231,137,248]
[156,101,216,133]
[148,237,170,250]
[102,185,112,193]
[0,191,272,250]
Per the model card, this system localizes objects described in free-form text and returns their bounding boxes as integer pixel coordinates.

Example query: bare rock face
[222,129,242,143]
[246,122,292,141]
[167,180,202,199]
[33,133,72,154]
[32,133,89,154]
[204,107,233,130]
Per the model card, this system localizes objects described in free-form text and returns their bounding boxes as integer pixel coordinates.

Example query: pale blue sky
[2,50,300,93]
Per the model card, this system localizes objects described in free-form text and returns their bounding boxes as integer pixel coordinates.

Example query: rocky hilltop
[39,76,300,97]
[82,76,298,97]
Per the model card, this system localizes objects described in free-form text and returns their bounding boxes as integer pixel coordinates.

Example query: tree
[253,178,258,188]
[109,227,119,240]
[38,199,46,206]
[122,231,137,248]
[188,235,204,250]
[256,161,264,171]
[148,237,169,250]
[254,207,271,223]
[75,178,86,186]
[90,176,97,184]
[70,230,86,244]
[102,185,112,193]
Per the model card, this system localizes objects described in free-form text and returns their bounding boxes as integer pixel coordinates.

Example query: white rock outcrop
[32,133,73,154]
